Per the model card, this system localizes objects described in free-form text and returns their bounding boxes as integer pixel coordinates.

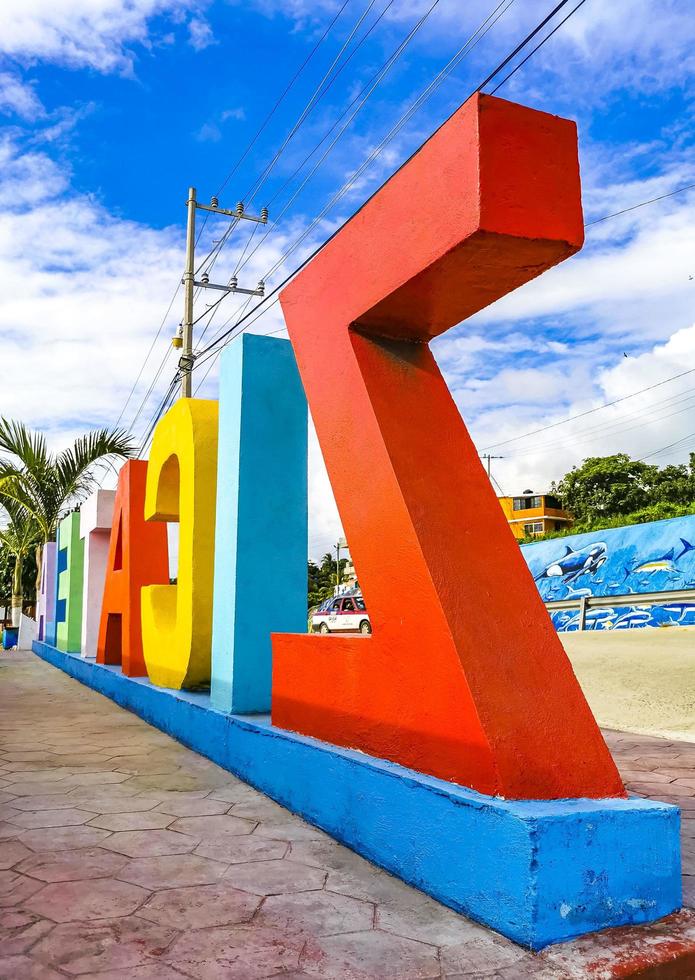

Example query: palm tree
[0,500,41,627]
[0,419,135,612]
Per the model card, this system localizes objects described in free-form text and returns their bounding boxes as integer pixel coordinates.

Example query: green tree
[0,500,41,624]
[307,553,349,610]
[522,452,695,543]
[552,454,660,524]
[0,419,134,605]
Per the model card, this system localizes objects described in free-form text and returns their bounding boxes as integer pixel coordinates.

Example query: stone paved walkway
[1,649,694,979]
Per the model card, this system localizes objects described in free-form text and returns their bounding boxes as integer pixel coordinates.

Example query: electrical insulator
[229,276,238,290]
[236,201,244,216]
[201,272,209,285]
[210,196,219,208]
[260,207,269,223]
[257,280,265,297]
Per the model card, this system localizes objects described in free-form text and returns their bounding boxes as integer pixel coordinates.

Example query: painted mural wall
[521,515,695,631]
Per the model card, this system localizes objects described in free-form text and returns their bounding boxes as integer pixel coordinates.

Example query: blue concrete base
[32,639,681,950]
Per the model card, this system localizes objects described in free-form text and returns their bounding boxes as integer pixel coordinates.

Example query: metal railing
[544,588,695,631]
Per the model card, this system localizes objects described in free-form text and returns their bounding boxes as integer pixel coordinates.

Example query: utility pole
[180,187,197,398]
[480,454,505,496]
[174,187,269,399]
[480,453,504,478]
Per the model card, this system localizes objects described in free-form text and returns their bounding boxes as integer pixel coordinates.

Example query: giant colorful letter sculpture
[37,542,57,643]
[141,398,219,689]
[273,92,624,801]
[97,460,169,676]
[211,334,307,713]
[80,489,115,659]
[56,512,84,653]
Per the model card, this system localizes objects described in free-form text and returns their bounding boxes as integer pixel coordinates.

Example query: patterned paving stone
[0,870,45,906]
[1,752,59,763]
[2,780,80,796]
[0,839,32,869]
[195,835,288,864]
[168,813,256,840]
[137,880,260,929]
[126,773,224,792]
[0,909,55,956]
[257,890,375,936]
[230,797,292,821]
[88,810,175,832]
[24,877,151,922]
[440,936,532,975]
[162,923,305,980]
[18,825,113,852]
[17,846,129,882]
[289,839,382,875]
[31,915,178,975]
[0,822,21,840]
[377,900,494,947]
[208,783,264,805]
[108,758,182,775]
[253,819,332,842]
[0,954,64,979]
[78,964,190,980]
[326,869,428,907]
[154,796,230,817]
[302,930,441,979]
[66,771,132,786]
[117,853,229,889]
[70,794,164,814]
[11,793,90,811]
[7,807,97,829]
[100,829,198,857]
[224,858,326,895]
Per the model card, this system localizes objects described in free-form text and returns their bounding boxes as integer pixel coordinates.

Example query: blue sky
[1,0,694,555]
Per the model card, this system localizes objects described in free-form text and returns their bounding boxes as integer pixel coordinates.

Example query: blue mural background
[521,515,695,631]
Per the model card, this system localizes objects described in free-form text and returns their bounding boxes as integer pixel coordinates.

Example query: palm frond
[54,427,135,511]
[0,418,48,473]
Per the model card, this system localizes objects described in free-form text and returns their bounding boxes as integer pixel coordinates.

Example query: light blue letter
[211,333,307,713]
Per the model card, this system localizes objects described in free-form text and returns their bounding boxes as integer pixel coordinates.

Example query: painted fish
[625,538,695,579]
[535,542,608,585]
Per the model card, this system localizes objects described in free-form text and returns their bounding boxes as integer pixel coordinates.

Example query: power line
[123,3,352,441]
[481,367,695,450]
[233,0,447,280]
[504,386,695,459]
[113,281,180,427]
[136,0,595,437]
[638,430,695,463]
[242,0,383,208]
[216,0,351,198]
[195,0,516,366]
[586,181,695,226]
[488,0,588,94]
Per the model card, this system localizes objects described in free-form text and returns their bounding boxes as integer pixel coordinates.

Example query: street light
[335,536,348,590]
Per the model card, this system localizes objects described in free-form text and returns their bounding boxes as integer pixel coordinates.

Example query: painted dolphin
[625,538,695,579]
[535,542,608,584]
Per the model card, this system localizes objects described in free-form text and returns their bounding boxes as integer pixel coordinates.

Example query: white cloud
[195,107,246,142]
[0,72,45,119]
[188,17,216,51]
[0,0,207,73]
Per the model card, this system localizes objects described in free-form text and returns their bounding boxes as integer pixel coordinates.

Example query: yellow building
[498,491,573,540]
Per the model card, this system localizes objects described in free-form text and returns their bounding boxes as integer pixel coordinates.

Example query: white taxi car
[311,595,371,635]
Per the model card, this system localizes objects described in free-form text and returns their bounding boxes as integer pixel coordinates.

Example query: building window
[524,522,544,535]
[545,494,562,509]
[513,496,542,511]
